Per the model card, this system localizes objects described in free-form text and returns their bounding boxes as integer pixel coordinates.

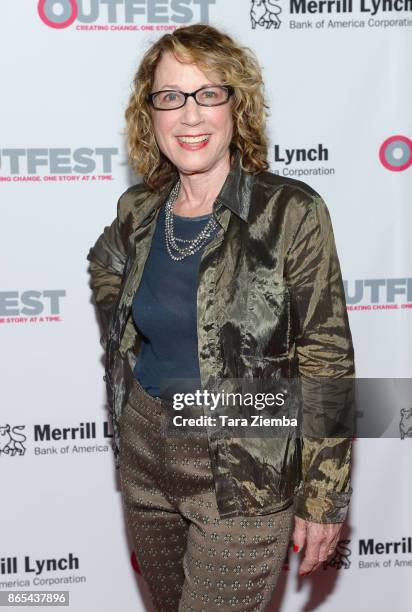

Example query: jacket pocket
[244,283,291,358]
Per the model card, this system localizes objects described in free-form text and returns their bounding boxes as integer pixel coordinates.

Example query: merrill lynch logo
[400,408,412,440]
[0,425,27,456]
[251,0,282,29]
[324,539,351,569]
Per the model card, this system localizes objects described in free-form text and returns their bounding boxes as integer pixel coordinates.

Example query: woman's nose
[180,96,203,125]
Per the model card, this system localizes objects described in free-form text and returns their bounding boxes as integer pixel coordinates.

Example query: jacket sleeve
[86,197,128,351]
[285,195,355,524]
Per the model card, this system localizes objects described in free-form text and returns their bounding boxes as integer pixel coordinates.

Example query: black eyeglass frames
[147,85,235,110]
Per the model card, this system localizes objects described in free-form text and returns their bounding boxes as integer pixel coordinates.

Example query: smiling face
[149,51,234,176]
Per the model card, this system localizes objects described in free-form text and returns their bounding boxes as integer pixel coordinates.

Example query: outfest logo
[37,0,215,30]
[0,290,66,324]
[38,0,77,28]
[0,147,118,183]
[379,135,412,172]
[344,278,412,312]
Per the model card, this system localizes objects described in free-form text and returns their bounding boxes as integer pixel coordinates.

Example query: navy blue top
[131,202,219,400]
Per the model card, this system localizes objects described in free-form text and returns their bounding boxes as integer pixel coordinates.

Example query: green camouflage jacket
[86,149,355,523]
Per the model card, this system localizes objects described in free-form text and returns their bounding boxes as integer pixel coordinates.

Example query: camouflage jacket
[86,149,355,523]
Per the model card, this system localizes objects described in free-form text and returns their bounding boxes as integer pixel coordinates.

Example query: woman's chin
[173,156,215,175]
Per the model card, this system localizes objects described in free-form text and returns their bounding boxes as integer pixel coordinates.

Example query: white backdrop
[1,1,411,610]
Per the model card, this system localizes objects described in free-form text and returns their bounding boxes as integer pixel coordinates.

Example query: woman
[87,24,355,611]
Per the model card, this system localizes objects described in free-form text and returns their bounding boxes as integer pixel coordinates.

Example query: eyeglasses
[147,85,235,110]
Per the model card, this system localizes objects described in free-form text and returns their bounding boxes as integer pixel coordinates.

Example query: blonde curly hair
[124,23,270,192]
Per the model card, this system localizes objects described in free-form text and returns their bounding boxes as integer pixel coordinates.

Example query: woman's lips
[176,135,211,151]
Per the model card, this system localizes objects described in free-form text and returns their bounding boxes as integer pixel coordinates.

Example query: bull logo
[250,0,282,29]
[323,539,351,570]
[0,424,27,456]
[400,408,412,440]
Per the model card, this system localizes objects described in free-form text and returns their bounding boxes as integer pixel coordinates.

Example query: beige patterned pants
[119,377,294,612]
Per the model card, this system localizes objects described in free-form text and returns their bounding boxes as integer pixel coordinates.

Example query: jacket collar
[136,148,254,228]
[213,148,254,223]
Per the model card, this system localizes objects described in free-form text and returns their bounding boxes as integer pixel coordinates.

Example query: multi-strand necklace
[164,178,219,261]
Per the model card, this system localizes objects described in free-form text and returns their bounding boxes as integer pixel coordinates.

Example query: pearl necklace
[164,178,219,261]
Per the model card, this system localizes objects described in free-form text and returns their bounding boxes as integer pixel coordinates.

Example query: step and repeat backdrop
[1,1,411,611]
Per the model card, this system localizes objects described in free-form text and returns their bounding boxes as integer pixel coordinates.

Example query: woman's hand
[292,515,343,575]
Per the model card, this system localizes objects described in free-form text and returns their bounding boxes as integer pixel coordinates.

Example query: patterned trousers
[118,376,294,612]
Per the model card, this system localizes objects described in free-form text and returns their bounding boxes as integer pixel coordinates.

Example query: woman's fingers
[299,527,324,574]
[295,520,344,575]
[292,515,308,554]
